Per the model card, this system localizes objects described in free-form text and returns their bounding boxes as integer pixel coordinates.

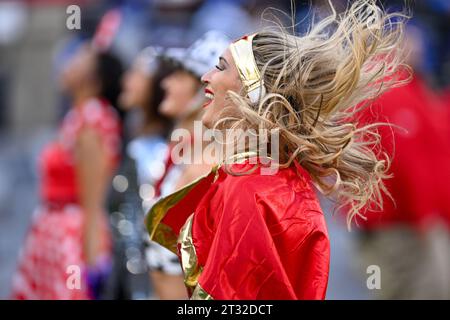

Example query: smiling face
[200,48,243,128]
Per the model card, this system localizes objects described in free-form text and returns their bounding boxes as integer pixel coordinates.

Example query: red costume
[147,158,330,299]
[12,98,121,299]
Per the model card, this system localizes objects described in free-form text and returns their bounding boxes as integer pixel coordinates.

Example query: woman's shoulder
[80,98,120,129]
[215,159,325,227]
[60,98,121,161]
[219,159,316,196]
[62,98,120,133]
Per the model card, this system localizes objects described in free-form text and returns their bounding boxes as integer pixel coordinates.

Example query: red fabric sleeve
[194,171,330,300]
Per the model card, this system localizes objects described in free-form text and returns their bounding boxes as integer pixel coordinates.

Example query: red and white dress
[11,98,121,300]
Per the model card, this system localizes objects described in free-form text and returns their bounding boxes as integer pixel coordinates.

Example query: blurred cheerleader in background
[355,23,450,299]
[11,40,123,299]
[103,47,173,299]
[145,31,229,299]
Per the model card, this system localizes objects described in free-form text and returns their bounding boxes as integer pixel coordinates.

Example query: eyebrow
[219,57,229,67]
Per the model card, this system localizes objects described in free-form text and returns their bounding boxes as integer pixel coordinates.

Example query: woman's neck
[141,119,165,137]
[72,87,99,108]
[176,111,200,133]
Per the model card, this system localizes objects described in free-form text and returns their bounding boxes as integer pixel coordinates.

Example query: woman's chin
[201,116,211,129]
[159,104,173,118]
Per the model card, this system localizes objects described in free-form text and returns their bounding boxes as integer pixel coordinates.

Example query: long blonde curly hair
[214,0,410,228]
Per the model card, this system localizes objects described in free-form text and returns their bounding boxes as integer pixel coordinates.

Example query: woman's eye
[215,65,224,71]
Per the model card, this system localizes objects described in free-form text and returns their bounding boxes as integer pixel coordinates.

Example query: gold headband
[229,34,266,103]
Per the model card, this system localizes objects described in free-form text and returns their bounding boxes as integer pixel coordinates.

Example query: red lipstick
[203,88,214,108]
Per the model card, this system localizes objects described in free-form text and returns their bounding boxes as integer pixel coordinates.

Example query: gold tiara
[229,34,266,103]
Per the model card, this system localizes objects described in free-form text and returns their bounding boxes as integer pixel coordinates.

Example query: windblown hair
[215,0,410,228]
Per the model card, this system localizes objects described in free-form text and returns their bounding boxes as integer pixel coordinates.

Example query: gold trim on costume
[151,222,179,254]
[146,165,219,253]
[191,284,213,300]
[145,151,259,298]
[146,152,260,252]
[229,34,265,103]
[178,214,205,297]
[146,152,260,254]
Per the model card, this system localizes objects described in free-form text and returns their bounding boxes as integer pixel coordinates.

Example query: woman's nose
[161,76,169,89]
[201,69,213,85]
